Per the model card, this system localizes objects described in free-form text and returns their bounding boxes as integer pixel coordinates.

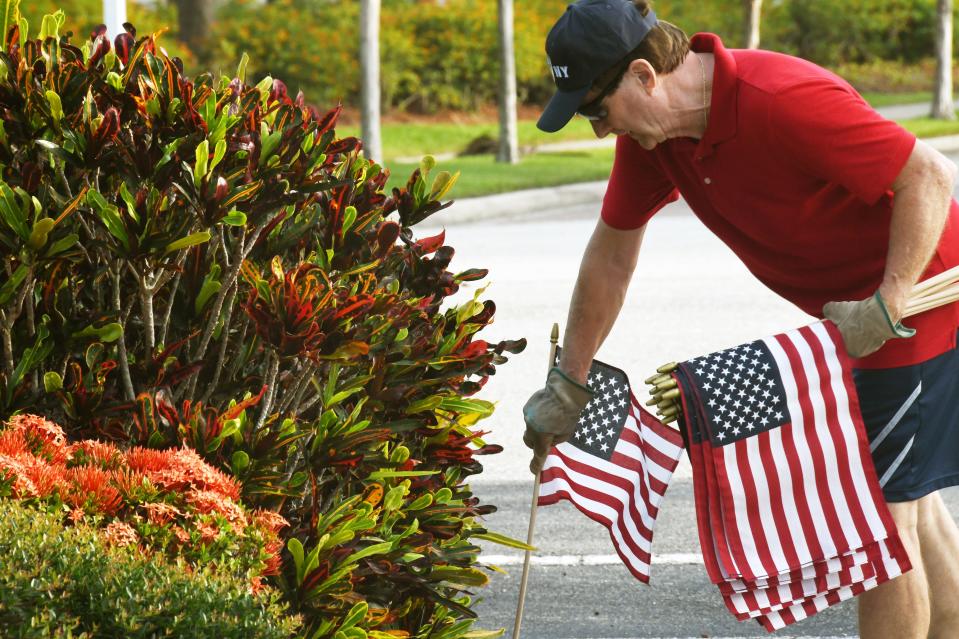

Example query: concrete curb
[439,180,608,225]
[925,134,959,153]
[393,138,615,164]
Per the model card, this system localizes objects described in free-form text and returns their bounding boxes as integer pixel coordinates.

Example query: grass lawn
[384,148,615,199]
[338,118,598,161]
[861,91,933,108]
[342,93,952,162]
[900,116,959,138]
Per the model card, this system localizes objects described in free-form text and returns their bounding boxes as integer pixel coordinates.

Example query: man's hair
[591,1,690,92]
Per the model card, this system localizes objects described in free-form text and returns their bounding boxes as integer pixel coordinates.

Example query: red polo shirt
[602,33,959,369]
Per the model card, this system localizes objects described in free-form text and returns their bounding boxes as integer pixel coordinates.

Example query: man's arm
[880,140,958,320]
[522,217,646,473]
[559,219,646,383]
[824,140,958,358]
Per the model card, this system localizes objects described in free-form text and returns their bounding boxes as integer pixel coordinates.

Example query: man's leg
[858,500,929,639]
[918,491,959,638]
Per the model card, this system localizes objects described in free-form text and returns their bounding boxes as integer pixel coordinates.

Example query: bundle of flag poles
[649,262,959,427]
[660,321,911,631]
[904,263,959,316]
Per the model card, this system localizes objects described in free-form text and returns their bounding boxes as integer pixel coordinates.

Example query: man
[521,1,959,637]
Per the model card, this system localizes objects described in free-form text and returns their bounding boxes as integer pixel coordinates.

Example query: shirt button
[704,177,712,185]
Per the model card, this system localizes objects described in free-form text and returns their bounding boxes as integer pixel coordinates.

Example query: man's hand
[523,368,593,474]
[822,291,915,358]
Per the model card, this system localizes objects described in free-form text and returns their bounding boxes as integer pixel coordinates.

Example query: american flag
[674,321,911,630]
[538,351,685,582]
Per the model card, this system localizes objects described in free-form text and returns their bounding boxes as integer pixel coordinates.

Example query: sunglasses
[576,60,630,121]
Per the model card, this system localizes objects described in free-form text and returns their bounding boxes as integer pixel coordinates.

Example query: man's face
[579,60,669,150]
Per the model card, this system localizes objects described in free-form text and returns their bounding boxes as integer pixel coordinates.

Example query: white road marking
[481,553,704,566]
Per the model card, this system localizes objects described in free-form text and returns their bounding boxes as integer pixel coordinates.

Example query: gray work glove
[523,367,593,475]
[822,291,915,358]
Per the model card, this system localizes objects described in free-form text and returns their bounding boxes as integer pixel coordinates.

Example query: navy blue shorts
[853,335,959,503]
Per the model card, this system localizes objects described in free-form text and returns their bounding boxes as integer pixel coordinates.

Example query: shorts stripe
[854,328,959,501]
[879,435,916,489]
[869,382,921,453]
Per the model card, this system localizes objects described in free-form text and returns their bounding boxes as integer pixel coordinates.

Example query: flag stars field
[688,341,793,445]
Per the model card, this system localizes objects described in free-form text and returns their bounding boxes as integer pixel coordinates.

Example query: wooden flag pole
[512,322,560,639]
[909,263,959,298]
[906,284,959,317]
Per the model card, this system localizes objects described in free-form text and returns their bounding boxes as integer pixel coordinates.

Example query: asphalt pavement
[411,131,959,639]
[469,481,959,638]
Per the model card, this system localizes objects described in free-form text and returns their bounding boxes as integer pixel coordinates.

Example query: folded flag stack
[668,321,911,631]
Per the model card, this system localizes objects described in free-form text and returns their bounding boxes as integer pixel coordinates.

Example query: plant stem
[186,217,268,394]
[10,268,32,321]
[1,268,35,377]
[227,314,250,383]
[200,280,238,404]
[1,323,12,378]
[59,354,69,380]
[194,225,246,362]
[219,226,231,268]
[25,285,34,337]
[158,273,180,348]
[300,392,322,415]
[57,162,73,198]
[138,273,156,356]
[280,361,315,415]
[113,265,136,401]
[254,351,280,435]
[25,287,36,390]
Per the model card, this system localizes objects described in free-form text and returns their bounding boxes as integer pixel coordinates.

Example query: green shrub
[833,57,959,93]
[210,0,359,109]
[0,4,525,637]
[0,499,300,638]
[764,0,937,66]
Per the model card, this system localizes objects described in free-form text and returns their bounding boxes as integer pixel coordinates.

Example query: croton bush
[0,4,526,638]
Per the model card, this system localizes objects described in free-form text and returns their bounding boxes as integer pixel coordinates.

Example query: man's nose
[590,119,612,139]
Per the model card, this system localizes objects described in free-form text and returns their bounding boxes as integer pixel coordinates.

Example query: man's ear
[627,58,657,94]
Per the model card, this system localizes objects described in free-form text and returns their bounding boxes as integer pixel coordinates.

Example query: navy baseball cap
[537,0,658,133]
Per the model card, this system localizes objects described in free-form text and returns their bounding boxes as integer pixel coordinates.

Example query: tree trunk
[496,0,519,164]
[101,0,127,38]
[360,0,383,162]
[743,0,762,50]
[932,0,955,120]
[173,0,220,58]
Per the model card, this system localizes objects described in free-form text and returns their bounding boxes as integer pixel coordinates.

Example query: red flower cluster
[0,415,290,592]
[126,445,242,501]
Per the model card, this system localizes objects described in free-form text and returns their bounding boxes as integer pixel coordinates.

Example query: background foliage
[20,0,959,115]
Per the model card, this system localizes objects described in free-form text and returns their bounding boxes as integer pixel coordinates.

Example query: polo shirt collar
[691,33,737,159]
